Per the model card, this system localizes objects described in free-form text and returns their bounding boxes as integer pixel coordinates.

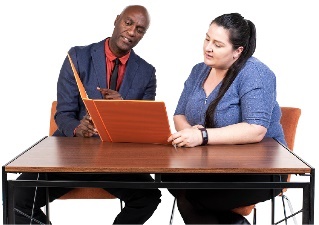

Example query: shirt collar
[105,38,130,64]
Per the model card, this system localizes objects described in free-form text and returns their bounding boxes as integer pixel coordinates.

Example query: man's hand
[75,114,97,138]
[97,87,123,100]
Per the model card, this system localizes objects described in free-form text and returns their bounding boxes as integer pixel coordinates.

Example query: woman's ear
[233,46,244,59]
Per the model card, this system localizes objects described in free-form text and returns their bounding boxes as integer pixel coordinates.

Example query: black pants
[14,173,161,224]
[163,174,287,224]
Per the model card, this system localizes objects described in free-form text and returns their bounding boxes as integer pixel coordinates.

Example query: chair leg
[169,197,177,225]
[281,195,288,225]
[283,195,298,225]
[275,194,299,225]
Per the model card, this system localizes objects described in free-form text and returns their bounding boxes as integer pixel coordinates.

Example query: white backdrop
[1,0,317,224]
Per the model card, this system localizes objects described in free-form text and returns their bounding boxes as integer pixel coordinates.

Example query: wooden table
[2,136,315,224]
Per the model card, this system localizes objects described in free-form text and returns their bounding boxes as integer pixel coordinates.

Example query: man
[14,5,161,224]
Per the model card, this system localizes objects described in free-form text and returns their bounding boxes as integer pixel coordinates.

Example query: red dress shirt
[104,38,130,90]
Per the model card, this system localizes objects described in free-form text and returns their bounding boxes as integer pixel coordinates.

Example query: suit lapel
[91,39,107,89]
[90,43,139,98]
[119,50,138,99]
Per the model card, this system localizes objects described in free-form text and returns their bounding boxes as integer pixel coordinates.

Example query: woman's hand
[168,126,203,147]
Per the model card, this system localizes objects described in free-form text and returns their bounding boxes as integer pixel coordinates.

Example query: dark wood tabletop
[5,136,311,174]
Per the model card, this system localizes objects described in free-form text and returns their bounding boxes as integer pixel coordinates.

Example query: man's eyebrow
[123,16,133,22]
[123,16,148,31]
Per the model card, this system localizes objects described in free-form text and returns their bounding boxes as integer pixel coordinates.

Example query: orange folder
[67,54,172,144]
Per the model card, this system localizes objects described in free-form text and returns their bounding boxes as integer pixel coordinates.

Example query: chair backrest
[49,100,116,199]
[280,107,301,151]
[49,101,58,136]
[232,106,301,217]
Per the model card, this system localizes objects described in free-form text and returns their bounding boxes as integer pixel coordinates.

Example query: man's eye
[137,29,145,34]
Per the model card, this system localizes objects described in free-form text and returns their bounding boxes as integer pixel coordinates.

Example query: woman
[166,13,287,224]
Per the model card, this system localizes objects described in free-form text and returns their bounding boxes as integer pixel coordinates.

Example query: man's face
[109,6,149,57]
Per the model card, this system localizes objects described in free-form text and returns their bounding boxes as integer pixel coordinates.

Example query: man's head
[109,5,150,57]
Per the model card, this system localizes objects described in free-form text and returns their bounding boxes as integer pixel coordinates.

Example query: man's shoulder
[129,50,155,70]
[69,39,106,54]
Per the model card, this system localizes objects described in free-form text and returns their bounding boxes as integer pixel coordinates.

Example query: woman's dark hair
[205,13,256,127]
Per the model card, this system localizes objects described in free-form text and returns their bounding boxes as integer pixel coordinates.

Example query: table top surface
[4,136,311,174]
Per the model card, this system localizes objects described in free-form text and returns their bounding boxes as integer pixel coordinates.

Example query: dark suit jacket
[54,38,157,137]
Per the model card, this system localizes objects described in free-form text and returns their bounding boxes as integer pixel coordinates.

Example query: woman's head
[204,13,257,128]
[203,13,256,69]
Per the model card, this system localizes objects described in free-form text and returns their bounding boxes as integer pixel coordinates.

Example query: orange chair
[232,107,301,224]
[169,107,301,225]
[49,101,121,203]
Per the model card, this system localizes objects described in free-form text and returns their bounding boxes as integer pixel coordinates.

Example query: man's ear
[114,15,120,26]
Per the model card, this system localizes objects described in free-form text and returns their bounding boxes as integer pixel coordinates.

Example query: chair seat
[58,188,116,200]
[232,204,255,216]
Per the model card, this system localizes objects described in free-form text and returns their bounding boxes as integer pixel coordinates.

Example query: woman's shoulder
[192,62,208,69]
[244,57,274,73]
[190,62,210,76]
[241,57,276,78]
[186,62,210,82]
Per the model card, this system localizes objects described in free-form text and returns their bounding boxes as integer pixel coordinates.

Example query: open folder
[67,54,172,144]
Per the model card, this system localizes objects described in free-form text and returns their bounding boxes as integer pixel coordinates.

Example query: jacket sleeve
[54,48,82,137]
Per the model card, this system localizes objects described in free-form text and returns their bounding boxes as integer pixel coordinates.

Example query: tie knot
[114,58,119,65]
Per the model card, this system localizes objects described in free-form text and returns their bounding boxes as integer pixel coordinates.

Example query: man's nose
[127,26,136,36]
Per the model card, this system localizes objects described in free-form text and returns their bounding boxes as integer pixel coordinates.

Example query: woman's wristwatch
[198,127,208,145]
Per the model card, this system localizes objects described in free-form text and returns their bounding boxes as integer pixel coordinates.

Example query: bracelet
[198,127,208,145]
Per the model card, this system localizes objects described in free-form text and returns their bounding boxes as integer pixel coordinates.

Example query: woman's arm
[206,122,266,145]
[168,122,266,147]
[173,115,192,131]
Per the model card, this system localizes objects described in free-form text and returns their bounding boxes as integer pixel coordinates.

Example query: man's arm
[55,51,83,137]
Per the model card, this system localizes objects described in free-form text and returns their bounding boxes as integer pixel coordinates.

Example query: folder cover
[67,54,172,144]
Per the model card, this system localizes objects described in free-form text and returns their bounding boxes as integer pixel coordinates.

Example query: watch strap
[198,127,208,145]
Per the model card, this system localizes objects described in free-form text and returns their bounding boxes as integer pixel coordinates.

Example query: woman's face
[203,23,241,70]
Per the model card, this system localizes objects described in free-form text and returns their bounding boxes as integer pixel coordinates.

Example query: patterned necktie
[110,58,119,90]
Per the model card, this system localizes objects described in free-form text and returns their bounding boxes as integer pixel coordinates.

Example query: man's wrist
[198,127,208,145]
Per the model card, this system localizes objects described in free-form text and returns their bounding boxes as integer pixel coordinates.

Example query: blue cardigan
[174,57,286,146]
